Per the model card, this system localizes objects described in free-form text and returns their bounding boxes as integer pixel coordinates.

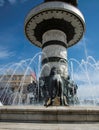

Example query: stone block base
[0,106,99,123]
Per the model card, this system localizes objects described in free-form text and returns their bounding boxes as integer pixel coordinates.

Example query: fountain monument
[1,1,99,129]
[24,0,85,106]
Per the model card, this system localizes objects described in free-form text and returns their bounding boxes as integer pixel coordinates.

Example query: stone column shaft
[41,29,68,78]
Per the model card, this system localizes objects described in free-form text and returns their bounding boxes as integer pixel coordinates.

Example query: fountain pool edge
[0,106,99,123]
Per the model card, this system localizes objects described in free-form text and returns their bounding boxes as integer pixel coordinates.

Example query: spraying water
[0,53,43,105]
[0,51,99,106]
[69,56,99,105]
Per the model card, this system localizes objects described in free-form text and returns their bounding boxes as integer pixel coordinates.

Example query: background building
[0,74,37,105]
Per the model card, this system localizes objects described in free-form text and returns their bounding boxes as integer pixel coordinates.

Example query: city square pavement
[0,122,99,130]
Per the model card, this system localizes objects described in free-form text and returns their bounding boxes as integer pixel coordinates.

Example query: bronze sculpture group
[39,67,78,107]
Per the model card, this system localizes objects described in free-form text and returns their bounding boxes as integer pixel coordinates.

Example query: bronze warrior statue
[44,67,68,106]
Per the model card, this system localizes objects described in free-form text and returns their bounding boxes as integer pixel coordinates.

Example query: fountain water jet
[69,56,99,105]
[0,53,44,105]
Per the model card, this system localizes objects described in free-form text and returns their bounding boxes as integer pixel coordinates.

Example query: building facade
[0,74,36,105]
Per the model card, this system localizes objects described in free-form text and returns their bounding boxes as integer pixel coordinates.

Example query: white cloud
[0,0,5,6]
[0,0,29,6]
[8,0,16,4]
[0,47,15,59]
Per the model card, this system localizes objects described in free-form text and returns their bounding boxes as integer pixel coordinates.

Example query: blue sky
[0,0,99,99]
[0,0,99,65]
